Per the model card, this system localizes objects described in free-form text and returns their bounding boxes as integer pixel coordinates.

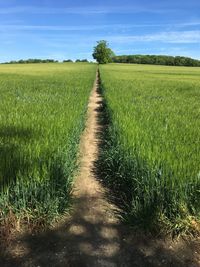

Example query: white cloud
[0,5,177,15]
[0,6,106,14]
[109,31,200,44]
[0,24,103,31]
[0,23,169,33]
[0,20,200,33]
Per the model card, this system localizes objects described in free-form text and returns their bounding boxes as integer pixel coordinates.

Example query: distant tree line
[3,59,59,64]
[63,59,73,62]
[74,59,89,62]
[112,55,200,67]
[63,59,90,63]
[2,58,90,64]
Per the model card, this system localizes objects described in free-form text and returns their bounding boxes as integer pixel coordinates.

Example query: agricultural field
[0,63,96,225]
[0,61,199,237]
[99,64,200,234]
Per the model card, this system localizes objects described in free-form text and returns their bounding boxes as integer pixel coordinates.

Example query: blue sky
[0,0,200,62]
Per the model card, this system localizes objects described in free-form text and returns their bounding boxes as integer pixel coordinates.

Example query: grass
[99,63,200,235]
[0,62,96,229]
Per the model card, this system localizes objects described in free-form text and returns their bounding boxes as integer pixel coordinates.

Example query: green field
[0,62,199,234]
[0,63,96,224]
[99,64,200,233]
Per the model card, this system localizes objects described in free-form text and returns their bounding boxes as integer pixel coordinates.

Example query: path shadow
[0,194,199,267]
[92,82,131,216]
[0,125,36,139]
[0,125,37,187]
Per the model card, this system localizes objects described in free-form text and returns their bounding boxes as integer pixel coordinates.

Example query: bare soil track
[0,71,200,267]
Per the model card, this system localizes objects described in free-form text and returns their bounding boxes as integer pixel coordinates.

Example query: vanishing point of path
[1,71,199,267]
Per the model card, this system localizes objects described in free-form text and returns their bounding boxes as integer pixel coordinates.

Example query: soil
[0,72,199,267]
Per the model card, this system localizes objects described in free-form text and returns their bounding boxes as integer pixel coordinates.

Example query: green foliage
[3,59,58,64]
[112,55,200,67]
[93,40,115,64]
[63,59,73,63]
[75,59,88,63]
[99,63,200,234]
[0,62,96,225]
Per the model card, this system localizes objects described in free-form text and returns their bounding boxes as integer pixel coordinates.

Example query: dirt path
[64,70,123,266]
[1,71,199,267]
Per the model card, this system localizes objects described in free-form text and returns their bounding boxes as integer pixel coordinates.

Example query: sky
[0,0,200,62]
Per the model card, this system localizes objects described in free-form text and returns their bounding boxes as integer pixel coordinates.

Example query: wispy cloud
[0,6,103,14]
[0,23,168,32]
[0,20,200,33]
[1,22,200,33]
[0,5,178,15]
[109,31,200,44]
[1,27,199,45]
[0,24,109,31]
[179,21,200,27]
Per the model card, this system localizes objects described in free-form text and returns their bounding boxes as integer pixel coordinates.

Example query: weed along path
[1,70,199,267]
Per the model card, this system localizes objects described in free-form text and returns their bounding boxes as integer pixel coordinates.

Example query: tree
[92,40,115,64]
[111,54,200,67]
[63,59,73,62]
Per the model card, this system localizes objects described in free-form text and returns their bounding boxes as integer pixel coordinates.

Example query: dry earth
[0,71,199,267]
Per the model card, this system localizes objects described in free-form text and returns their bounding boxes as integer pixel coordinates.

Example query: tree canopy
[3,59,58,64]
[92,40,115,64]
[112,55,200,67]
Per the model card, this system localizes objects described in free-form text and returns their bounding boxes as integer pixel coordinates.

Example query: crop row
[99,64,200,234]
[0,63,96,225]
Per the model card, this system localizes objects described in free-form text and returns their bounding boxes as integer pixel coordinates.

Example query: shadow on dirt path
[0,71,199,267]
